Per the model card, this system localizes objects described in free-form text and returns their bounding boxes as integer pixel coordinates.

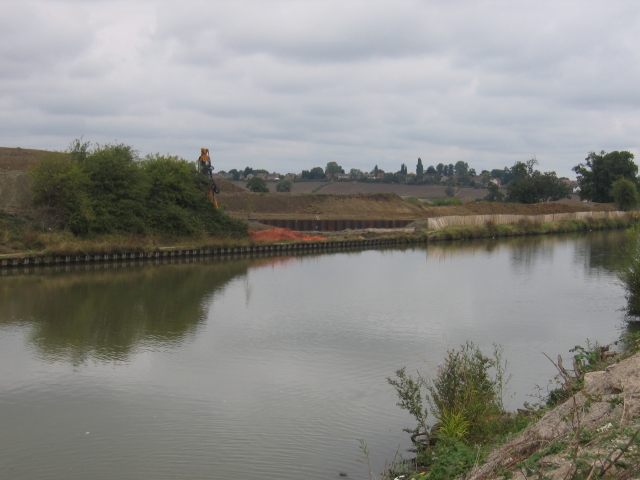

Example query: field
[217,181,612,221]
[226,180,490,200]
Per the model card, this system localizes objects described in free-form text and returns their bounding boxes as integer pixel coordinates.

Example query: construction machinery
[198,148,220,208]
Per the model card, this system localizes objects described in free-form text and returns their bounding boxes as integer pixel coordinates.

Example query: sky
[1,0,639,177]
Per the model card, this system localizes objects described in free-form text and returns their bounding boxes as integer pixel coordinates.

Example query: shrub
[276,178,293,192]
[430,198,462,206]
[405,196,420,205]
[246,177,269,193]
[611,178,639,211]
[389,342,509,445]
[28,139,247,238]
[444,186,455,197]
[484,183,505,202]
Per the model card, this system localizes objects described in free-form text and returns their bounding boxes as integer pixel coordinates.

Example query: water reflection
[424,230,628,276]
[0,258,290,364]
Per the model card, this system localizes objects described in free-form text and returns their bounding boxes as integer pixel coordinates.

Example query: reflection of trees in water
[425,236,555,268]
[425,231,629,276]
[572,230,628,276]
[0,259,276,364]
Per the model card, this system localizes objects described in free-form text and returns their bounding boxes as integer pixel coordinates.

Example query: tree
[301,167,326,180]
[454,161,469,176]
[416,158,424,178]
[573,150,638,203]
[506,158,570,203]
[611,178,639,211]
[325,161,344,175]
[228,169,240,181]
[426,165,436,175]
[444,186,455,197]
[276,178,293,193]
[436,163,444,175]
[398,163,408,176]
[246,177,269,192]
[243,166,253,178]
[484,182,504,202]
[349,168,363,178]
[372,165,379,176]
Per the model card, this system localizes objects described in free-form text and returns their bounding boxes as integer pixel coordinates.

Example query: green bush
[387,343,511,478]
[28,140,247,238]
[246,177,270,193]
[429,198,462,206]
[276,178,292,192]
[444,186,455,197]
[611,178,639,211]
[484,183,505,202]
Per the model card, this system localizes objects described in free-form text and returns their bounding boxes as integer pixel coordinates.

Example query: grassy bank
[427,215,636,242]
[1,213,637,260]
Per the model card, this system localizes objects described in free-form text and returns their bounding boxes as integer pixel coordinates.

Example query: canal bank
[0,212,636,268]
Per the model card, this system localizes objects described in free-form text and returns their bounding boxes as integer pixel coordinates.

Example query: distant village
[211,159,579,192]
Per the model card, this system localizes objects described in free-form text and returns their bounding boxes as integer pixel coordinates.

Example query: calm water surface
[0,231,631,479]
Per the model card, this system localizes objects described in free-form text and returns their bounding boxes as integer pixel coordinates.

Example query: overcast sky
[2,0,639,177]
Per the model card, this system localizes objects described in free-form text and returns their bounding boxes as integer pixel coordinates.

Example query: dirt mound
[248,228,327,242]
[217,179,246,193]
[219,191,424,219]
[219,190,615,221]
[0,147,56,171]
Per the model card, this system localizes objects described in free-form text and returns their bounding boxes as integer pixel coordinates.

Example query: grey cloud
[1,0,640,177]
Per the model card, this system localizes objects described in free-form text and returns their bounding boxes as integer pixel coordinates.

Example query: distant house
[335,173,350,180]
[440,176,449,183]
[489,178,501,186]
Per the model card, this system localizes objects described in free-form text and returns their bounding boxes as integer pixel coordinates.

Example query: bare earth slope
[218,189,614,221]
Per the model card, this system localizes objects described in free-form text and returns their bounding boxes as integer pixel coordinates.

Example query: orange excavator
[198,148,220,208]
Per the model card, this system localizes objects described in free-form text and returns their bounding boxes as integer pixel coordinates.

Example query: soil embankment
[0,147,55,213]
[218,185,614,222]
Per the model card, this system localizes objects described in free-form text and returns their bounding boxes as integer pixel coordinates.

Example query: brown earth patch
[219,190,615,221]
[0,147,57,171]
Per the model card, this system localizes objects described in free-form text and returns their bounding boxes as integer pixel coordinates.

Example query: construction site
[0,146,618,238]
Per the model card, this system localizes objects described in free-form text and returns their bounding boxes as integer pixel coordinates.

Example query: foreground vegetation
[374,222,640,480]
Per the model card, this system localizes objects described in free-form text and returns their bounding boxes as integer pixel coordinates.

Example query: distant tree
[246,177,269,192]
[490,167,516,186]
[243,166,254,178]
[436,163,445,175]
[416,158,424,178]
[228,169,240,181]
[444,186,455,197]
[611,178,639,211]
[426,165,436,175]
[506,158,570,203]
[301,167,326,180]
[383,173,396,183]
[454,161,469,176]
[349,168,363,178]
[276,178,293,193]
[469,168,477,177]
[325,161,344,175]
[372,165,379,176]
[573,150,638,203]
[484,182,505,202]
[398,163,408,176]
[448,164,455,177]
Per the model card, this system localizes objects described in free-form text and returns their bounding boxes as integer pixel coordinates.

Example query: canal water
[0,231,631,479]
